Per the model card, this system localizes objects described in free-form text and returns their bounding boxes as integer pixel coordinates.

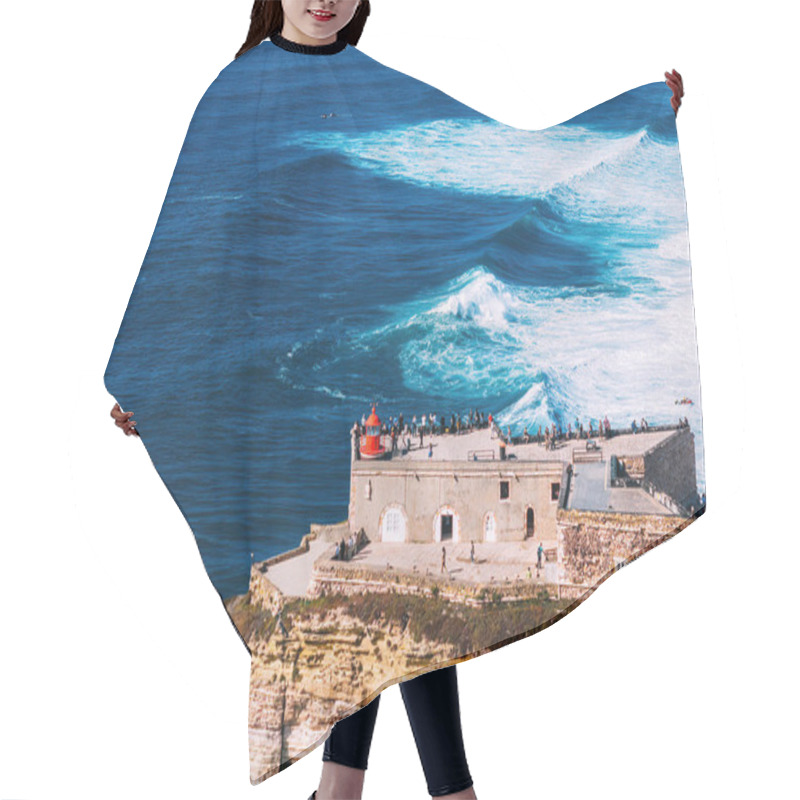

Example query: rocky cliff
[226,587,570,784]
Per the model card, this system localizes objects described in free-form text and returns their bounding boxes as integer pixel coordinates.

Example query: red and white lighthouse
[360,404,386,459]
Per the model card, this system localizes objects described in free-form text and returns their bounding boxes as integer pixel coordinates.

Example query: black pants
[323,664,473,797]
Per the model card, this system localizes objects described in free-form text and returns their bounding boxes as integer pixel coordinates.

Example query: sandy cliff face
[231,596,459,784]
[227,587,569,784]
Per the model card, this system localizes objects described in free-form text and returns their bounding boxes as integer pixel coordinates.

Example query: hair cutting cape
[104,34,706,785]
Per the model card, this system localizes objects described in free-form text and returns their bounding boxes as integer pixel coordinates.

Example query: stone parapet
[308,559,559,606]
[249,568,285,614]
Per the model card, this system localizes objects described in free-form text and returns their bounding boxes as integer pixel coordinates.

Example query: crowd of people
[353,408,493,454]
[333,527,369,561]
[352,407,694,456]
[509,414,693,451]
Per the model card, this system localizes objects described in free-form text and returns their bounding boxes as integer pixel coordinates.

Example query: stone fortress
[248,405,704,608]
[241,406,705,780]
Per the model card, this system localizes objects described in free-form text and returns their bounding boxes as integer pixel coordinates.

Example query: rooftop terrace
[368,424,677,464]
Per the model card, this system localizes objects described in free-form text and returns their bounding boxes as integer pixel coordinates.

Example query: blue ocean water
[106,42,704,601]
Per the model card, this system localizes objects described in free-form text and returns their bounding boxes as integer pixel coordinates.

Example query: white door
[484,512,496,542]
[381,507,406,543]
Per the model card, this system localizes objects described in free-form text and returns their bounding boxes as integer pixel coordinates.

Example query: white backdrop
[2,1,796,798]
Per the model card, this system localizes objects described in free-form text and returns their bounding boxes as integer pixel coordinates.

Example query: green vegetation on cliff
[227,589,571,655]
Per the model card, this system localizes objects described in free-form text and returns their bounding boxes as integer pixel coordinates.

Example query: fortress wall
[309,521,351,543]
[642,428,697,508]
[350,464,562,543]
[557,508,690,586]
[249,567,286,614]
[247,523,350,611]
[308,561,560,605]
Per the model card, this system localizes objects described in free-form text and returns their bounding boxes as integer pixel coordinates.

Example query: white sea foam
[289,119,646,198]
[287,117,704,487]
[360,264,704,488]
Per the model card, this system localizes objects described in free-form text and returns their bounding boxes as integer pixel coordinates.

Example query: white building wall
[350,461,565,544]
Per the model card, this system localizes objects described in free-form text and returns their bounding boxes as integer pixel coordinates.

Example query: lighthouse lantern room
[360,404,387,460]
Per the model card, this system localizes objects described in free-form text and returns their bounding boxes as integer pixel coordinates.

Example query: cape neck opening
[269,30,348,55]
